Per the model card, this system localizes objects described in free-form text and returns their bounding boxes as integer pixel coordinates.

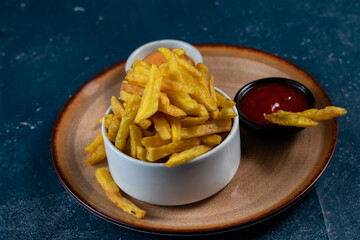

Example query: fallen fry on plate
[265,106,347,127]
[84,142,106,165]
[95,168,146,219]
[85,132,103,153]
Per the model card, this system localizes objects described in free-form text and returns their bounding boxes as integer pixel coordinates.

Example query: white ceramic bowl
[125,39,203,72]
[102,88,241,206]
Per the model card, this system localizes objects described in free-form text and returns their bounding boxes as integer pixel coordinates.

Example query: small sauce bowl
[234,77,315,137]
[125,39,203,72]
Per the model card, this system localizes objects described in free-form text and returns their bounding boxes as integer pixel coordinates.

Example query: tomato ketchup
[239,82,312,125]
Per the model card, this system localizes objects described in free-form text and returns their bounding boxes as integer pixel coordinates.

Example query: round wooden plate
[51,44,337,235]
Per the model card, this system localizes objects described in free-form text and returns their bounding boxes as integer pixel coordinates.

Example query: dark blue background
[1,0,359,239]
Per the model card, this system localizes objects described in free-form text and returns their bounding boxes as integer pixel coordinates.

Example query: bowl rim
[125,39,203,72]
[234,77,316,130]
[102,87,239,168]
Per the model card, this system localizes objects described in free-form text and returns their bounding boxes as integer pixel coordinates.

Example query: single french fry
[165,145,212,167]
[218,107,237,119]
[135,65,163,123]
[115,93,142,151]
[172,48,186,58]
[199,134,222,146]
[169,52,184,82]
[138,119,152,130]
[167,116,181,142]
[85,132,103,153]
[158,103,186,117]
[111,96,125,119]
[84,143,106,165]
[181,116,208,127]
[140,128,154,137]
[107,116,120,142]
[129,125,143,158]
[152,114,172,140]
[121,82,170,105]
[196,63,208,81]
[208,74,217,101]
[215,92,236,108]
[196,63,209,89]
[158,48,202,78]
[192,104,209,118]
[141,134,172,148]
[265,111,318,127]
[299,106,347,120]
[137,145,147,161]
[146,138,201,162]
[159,62,169,77]
[124,137,132,156]
[181,119,232,139]
[133,65,150,75]
[167,91,199,115]
[95,168,146,219]
[104,114,115,129]
[181,69,217,111]
[209,109,220,120]
[125,72,193,93]
[131,59,151,70]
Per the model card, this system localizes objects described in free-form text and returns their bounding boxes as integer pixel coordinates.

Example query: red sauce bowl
[234,77,315,137]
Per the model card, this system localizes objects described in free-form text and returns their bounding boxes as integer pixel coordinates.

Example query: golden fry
[107,115,120,142]
[141,134,172,148]
[111,96,125,119]
[84,143,106,165]
[85,132,103,153]
[115,93,141,151]
[167,116,181,142]
[172,48,186,58]
[135,64,163,123]
[95,168,146,219]
[158,103,186,117]
[138,119,152,130]
[196,62,209,88]
[129,125,142,158]
[131,59,151,70]
[215,91,236,108]
[125,72,193,93]
[136,145,147,161]
[158,47,202,78]
[167,91,199,115]
[121,82,170,105]
[169,52,184,82]
[265,111,318,127]
[104,114,115,129]
[152,114,172,140]
[165,145,212,167]
[146,138,201,162]
[300,106,347,120]
[199,134,222,146]
[181,116,208,127]
[181,119,232,139]
[208,74,216,101]
[218,107,237,119]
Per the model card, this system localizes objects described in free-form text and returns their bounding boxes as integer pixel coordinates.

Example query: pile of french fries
[84,47,237,218]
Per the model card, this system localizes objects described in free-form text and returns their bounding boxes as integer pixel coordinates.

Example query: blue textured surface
[0,0,359,239]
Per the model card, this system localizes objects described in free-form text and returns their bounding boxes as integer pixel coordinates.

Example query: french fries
[95,168,146,218]
[84,47,238,218]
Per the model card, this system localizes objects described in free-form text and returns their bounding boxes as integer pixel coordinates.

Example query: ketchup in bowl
[239,82,312,125]
[234,77,315,136]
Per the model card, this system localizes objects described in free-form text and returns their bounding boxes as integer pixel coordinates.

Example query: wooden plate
[51,44,337,235]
